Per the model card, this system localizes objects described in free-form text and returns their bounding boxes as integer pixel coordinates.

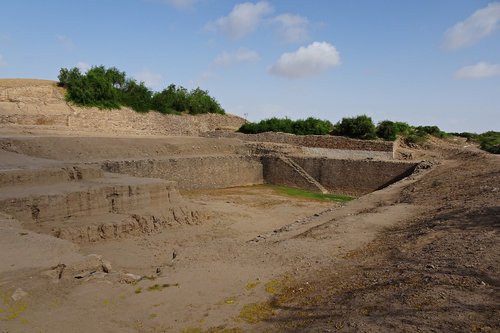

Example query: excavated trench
[0,136,417,245]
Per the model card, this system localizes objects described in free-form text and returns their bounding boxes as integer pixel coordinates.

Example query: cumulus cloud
[268,41,341,79]
[134,69,163,88]
[272,13,309,44]
[443,2,500,49]
[212,48,260,68]
[455,61,500,79]
[56,35,76,51]
[76,61,91,73]
[205,1,274,40]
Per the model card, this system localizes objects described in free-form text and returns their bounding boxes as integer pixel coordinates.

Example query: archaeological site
[0,79,498,332]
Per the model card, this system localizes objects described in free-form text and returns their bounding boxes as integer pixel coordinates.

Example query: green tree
[376,120,411,141]
[188,88,225,115]
[238,117,332,135]
[332,115,377,139]
[120,79,152,113]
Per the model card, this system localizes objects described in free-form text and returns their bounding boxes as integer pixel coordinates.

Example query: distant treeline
[57,66,224,115]
[239,115,499,154]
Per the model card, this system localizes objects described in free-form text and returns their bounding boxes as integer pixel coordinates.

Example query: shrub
[238,117,332,135]
[151,84,188,114]
[292,117,334,135]
[477,131,500,154]
[376,120,397,141]
[332,115,376,139]
[187,88,225,115]
[448,132,478,141]
[376,120,412,141]
[119,79,152,113]
[57,65,225,115]
[404,131,428,145]
[415,125,447,138]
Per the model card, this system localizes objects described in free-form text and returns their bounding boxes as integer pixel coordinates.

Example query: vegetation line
[270,185,353,202]
[238,115,499,154]
[57,65,225,115]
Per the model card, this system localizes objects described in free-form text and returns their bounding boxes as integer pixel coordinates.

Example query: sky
[0,0,499,133]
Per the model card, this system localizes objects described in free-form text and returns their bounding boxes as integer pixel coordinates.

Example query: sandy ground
[0,134,498,333]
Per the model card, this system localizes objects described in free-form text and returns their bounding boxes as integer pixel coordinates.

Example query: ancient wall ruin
[263,156,417,196]
[100,155,264,190]
[203,131,394,155]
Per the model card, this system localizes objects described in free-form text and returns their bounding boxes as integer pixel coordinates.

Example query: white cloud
[0,54,6,68]
[134,69,163,88]
[205,1,274,40]
[268,41,341,79]
[443,2,500,49]
[56,35,76,51]
[76,61,91,73]
[455,62,500,79]
[272,13,309,44]
[212,48,260,68]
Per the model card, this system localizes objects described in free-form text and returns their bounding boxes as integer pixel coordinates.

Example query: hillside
[0,79,245,136]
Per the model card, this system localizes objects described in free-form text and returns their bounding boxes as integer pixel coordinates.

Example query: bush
[477,131,500,154]
[414,125,447,138]
[332,115,376,139]
[187,88,225,115]
[376,120,412,141]
[151,84,188,114]
[57,65,225,115]
[238,117,333,135]
[119,79,152,113]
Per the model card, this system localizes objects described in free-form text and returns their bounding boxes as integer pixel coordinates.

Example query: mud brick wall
[203,131,394,154]
[292,157,417,195]
[100,155,264,190]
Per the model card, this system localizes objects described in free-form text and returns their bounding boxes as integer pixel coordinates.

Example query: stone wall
[263,156,417,196]
[262,156,324,193]
[203,131,394,154]
[100,155,264,190]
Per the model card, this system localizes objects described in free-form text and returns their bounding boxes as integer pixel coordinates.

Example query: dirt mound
[0,78,246,136]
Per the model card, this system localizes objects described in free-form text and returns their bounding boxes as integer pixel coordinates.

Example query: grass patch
[224,297,236,305]
[237,302,275,324]
[265,278,285,295]
[245,279,260,290]
[0,292,28,321]
[270,185,353,202]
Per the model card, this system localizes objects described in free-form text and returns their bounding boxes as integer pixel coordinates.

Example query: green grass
[270,185,353,202]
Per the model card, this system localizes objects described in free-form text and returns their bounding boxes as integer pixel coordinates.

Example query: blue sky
[1,0,499,132]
